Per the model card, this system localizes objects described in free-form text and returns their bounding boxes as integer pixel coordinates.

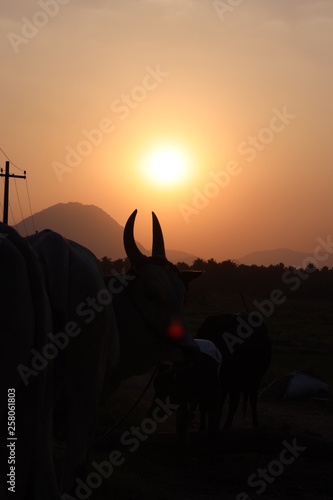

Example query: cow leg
[224,390,240,430]
[60,390,96,494]
[32,357,61,500]
[147,397,157,419]
[218,386,228,429]
[60,315,106,495]
[250,386,259,427]
[203,398,220,458]
[176,402,189,461]
[198,401,207,431]
[207,399,221,437]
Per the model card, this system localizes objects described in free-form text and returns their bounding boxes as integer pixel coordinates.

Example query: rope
[53,366,159,450]
[93,366,158,445]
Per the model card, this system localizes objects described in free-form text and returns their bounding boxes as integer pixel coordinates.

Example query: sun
[140,144,192,186]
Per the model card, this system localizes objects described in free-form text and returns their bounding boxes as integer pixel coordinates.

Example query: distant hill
[166,249,198,265]
[14,202,197,264]
[239,247,333,269]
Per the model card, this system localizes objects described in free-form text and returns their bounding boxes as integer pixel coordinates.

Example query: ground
[54,295,333,499]
[55,366,333,500]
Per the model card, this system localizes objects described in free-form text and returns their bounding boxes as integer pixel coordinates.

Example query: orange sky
[1,1,332,261]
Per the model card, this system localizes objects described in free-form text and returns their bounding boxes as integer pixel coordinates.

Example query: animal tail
[239,291,249,313]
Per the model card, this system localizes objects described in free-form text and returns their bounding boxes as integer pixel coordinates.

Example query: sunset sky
[1,0,332,261]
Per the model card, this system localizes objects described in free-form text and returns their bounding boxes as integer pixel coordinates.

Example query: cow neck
[112,286,166,380]
[125,257,180,330]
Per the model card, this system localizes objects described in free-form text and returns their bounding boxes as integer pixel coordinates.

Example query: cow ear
[179,270,204,286]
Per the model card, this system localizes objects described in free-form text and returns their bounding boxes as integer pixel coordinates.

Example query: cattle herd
[1,211,271,499]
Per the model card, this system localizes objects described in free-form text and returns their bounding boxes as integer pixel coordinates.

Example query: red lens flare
[166,320,185,339]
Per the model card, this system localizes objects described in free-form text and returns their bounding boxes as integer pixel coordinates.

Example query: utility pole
[0,161,26,224]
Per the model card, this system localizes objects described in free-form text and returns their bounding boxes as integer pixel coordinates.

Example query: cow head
[116,210,200,377]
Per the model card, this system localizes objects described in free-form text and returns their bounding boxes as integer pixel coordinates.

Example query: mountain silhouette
[14,202,197,264]
[15,203,327,267]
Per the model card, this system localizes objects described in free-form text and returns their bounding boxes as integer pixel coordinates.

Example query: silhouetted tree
[98,255,333,300]
[177,262,190,271]
[192,258,206,270]
[100,256,113,274]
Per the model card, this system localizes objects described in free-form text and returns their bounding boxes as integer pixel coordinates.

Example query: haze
[1,0,332,262]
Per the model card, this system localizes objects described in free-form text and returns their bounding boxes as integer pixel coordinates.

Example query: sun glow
[140,144,192,186]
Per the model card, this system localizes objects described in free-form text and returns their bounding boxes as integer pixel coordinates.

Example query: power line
[9,203,17,227]
[0,176,3,214]
[25,177,36,233]
[0,148,36,230]
[0,147,10,161]
[10,160,25,173]
[0,161,26,224]
[0,147,25,172]
[13,177,27,235]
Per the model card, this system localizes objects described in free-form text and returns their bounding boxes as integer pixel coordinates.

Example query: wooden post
[0,161,26,224]
[3,161,9,224]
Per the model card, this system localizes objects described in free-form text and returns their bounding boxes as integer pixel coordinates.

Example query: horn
[123,209,146,264]
[152,212,166,259]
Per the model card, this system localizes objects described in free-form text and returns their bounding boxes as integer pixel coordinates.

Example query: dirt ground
[69,371,333,500]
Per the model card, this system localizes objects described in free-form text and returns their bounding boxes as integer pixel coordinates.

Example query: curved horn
[152,212,166,259]
[124,209,146,264]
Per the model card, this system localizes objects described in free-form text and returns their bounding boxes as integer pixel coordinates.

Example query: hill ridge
[13,202,197,264]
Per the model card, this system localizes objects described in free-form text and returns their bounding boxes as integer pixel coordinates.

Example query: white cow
[27,210,200,495]
[1,224,60,500]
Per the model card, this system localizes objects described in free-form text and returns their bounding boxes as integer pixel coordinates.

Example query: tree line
[99,256,333,301]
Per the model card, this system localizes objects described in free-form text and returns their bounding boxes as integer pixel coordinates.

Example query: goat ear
[179,270,204,286]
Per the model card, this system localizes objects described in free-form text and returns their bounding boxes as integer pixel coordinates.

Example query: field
[55,295,333,499]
